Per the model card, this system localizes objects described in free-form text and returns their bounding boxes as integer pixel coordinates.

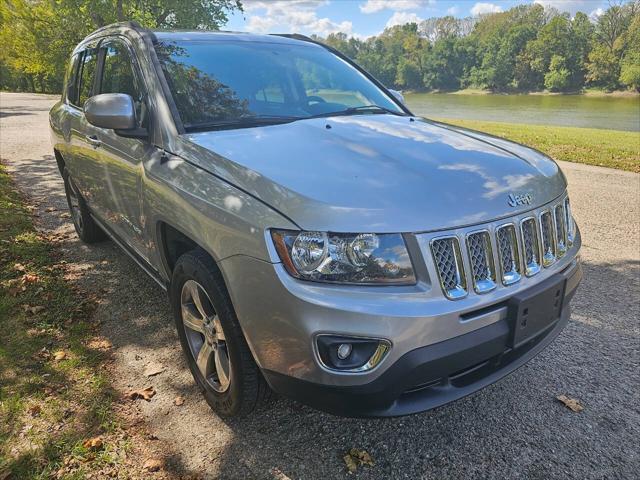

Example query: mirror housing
[388,89,405,105]
[84,93,137,130]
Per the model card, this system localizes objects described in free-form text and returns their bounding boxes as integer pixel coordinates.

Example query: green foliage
[544,55,571,91]
[586,44,621,91]
[619,14,640,91]
[319,1,639,94]
[0,0,242,93]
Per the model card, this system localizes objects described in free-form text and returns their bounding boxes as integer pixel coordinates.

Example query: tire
[170,249,270,417]
[62,168,106,243]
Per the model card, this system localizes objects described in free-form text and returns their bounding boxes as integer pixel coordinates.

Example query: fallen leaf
[59,212,71,218]
[143,362,165,377]
[125,386,156,401]
[8,286,21,297]
[21,273,39,284]
[28,404,42,417]
[270,467,292,480]
[13,263,26,272]
[53,351,67,361]
[82,437,104,450]
[173,396,185,406]
[143,458,164,472]
[557,394,584,412]
[23,304,45,315]
[88,338,112,350]
[45,207,57,212]
[344,448,374,473]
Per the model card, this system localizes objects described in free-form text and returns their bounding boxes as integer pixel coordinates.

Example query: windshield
[154,39,405,131]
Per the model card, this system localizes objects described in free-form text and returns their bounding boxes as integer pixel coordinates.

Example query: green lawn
[434,119,640,173]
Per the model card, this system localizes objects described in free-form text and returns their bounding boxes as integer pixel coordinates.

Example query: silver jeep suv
[49,22,582,417]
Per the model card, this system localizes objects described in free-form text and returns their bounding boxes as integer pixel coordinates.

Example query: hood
[181,115,566,233]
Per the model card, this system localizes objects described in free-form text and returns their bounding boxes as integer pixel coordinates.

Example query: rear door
[92,38,155,259]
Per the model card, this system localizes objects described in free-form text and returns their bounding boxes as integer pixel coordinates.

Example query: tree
[0,0,242,93]
[544,55,571,91]
[619,12,640,90]
[586,45,621,90]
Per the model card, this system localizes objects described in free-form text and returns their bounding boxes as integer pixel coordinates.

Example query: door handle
[85,134,101,148]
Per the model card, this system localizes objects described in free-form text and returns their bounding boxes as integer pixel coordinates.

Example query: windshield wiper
[185,115,302,132]
[306,104,407,119]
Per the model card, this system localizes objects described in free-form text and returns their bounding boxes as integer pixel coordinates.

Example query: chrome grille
[554,204,567,257]
[428,195,576,299]
[520,217,541,276]
[539,210,556,266]
[466,231,496,293]
[431,237,467,299]
[496,224,521,285]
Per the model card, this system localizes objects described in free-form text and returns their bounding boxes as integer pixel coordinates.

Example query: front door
[91,39,156,260]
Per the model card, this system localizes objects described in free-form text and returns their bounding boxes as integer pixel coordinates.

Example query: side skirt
[90,213,169,292]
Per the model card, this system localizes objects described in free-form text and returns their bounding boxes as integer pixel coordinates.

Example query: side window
[78,48,98,108]
[64,54,80,105]
[100,42,146,126]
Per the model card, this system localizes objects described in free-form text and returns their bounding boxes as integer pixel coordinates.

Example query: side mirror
[84,93,137,130]
[388,89,405,105]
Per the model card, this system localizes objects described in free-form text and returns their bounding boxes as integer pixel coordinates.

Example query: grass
[0,163,134,479]
[434,119,640,173]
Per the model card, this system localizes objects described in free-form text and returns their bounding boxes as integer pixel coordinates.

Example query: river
[404,93,640,132]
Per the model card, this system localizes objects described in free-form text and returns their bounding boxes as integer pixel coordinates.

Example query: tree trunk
[116,0,124,22]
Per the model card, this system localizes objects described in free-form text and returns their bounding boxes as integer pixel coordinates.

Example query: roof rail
[272,33,314,42]
[86,20,144,37]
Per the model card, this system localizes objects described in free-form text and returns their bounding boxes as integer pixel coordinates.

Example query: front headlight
[271,230,416,285]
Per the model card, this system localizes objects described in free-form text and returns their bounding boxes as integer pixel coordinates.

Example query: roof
[151,30,316,46]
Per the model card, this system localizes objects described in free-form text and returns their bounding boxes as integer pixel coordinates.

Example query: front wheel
[170,249,270,416]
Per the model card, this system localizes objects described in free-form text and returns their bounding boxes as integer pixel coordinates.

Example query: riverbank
[420,88,640,97]
[436,119,640,173]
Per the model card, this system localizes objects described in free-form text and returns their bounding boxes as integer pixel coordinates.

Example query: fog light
[337,343,352,360]
[316,335,390,372]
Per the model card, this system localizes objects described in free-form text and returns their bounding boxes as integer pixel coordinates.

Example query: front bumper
[263,260,582,417]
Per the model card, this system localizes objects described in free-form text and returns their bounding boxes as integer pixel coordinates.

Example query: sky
[225,0,610,38]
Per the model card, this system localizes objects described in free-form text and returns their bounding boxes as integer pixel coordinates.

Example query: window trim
[96,36,150,129]
[72,45,101,110]
[64,53,81,106]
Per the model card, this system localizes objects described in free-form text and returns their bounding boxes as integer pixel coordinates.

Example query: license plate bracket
[507,275,566,349]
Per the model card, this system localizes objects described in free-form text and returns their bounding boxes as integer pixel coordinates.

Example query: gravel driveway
[1,92,639,479]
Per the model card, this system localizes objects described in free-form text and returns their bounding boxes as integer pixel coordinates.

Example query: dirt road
[2,92,639,479]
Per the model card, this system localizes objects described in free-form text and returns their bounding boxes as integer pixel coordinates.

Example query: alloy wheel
[180,280,231,393]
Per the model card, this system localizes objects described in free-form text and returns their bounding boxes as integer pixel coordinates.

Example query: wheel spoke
[196,342,214,379]
[190,282,208,319]
[213,316,225,341]
[181,305,204,333]
[214,344,230,390]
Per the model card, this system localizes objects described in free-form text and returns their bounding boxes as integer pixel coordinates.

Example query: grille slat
[520,217,541,277]
[565,197,575,246]
[496,224,521,285]
[554,204,567,257]
[431,237,467,300]
[466,231,496,293]
[539,210,556,267]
